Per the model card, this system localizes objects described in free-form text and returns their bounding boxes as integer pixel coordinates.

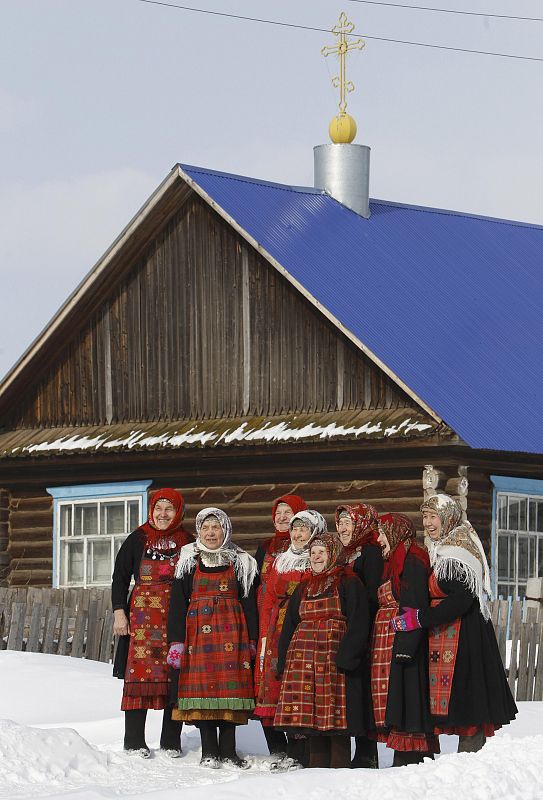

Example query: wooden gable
[3,191,418,431]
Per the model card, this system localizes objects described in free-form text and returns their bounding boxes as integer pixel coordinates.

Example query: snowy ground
[1,651,542,800]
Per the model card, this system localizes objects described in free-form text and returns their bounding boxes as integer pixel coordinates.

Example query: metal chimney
[314,143,371,218]
[317,13,370,218]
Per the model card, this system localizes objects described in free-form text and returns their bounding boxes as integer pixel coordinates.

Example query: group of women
[112,488,517,770]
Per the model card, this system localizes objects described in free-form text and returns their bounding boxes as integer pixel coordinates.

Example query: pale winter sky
[1,0,542,380]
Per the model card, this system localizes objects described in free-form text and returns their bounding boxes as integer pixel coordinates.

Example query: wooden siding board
[6,195,420,430]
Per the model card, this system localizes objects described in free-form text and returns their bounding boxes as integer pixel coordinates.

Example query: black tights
[124,708,183,751]
[198,721,238,760]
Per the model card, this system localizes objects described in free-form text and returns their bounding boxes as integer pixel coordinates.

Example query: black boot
[330,735,351,769]
[392,750,425,767]
[263,725,288,757]
[458,730,486,753]
[351,735,378,769]
[124,709,150,757]
[198,722,221,768]
[219,722,250,769]
[159,708,183,756]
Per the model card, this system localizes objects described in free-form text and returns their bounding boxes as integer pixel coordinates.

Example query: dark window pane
[537,501,543,533]
[509,498,520,531]
[60,505,72,537]
[61,541,83,585]
[529,536,536,578]
[517,584,527,599]
[498,495,508,529]
[509,536,516,581]
[519,499,528,531]
[539,539,543,578]
[529,500,536,532]
[87,539,111,584]
[498,536,509,580]
[100,502,125,536]
[128,500,140,532]
[74,503,98,536]
[518,537,529,580]
[497,584,513,599]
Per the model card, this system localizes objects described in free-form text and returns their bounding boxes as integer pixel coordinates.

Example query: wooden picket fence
[490,598,543,701]
[0,586,115,662]
[0,588,541,700]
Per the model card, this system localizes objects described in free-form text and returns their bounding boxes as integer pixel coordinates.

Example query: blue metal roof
[181,164,543,455]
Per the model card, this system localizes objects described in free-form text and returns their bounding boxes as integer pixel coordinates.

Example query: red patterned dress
[171,562,256,724]
[122,547,179,711]
[254,566,305,725]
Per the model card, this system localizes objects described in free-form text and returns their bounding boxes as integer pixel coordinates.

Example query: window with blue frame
[47,481,151,588]
[491,476,543,599]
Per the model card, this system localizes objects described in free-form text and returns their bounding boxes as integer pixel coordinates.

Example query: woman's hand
[167,643,185,669]
[113,609,130,636]
[390,607,421,632]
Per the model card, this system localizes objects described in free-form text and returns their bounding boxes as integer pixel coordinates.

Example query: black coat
[384,553,434,735]
[418,576,517,728]
[277,574,371,736]
[111,528,146,679]
[352,543,384,626]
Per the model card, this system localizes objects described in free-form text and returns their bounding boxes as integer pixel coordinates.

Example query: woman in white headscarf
[167,508,257,769]
[390,493,517,753]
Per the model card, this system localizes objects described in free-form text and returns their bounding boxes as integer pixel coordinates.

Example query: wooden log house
[0,164,542,599]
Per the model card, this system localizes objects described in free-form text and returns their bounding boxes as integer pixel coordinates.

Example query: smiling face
[199,516,225,550]
[310,544,328,574]
[274,502,294,533]
[152,500,177,530]
[337,515,354,546]
[422,510,442,541]
[290,521,312,549]
[377,528,391,559]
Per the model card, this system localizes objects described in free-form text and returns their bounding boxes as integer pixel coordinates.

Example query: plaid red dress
[175,563,254,720]
[254,566,303,724]
[122,550,178,711]
[274,590,347,733]
[370,580,397,729]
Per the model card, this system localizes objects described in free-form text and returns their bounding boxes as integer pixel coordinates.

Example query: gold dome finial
[321,12,365,144]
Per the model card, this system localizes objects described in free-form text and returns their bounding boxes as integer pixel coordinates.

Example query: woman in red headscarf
[112,488,192,757]
[335,503,384,768]
[253,494,307,761]
[369,513,437,766]
[275,530,370,768]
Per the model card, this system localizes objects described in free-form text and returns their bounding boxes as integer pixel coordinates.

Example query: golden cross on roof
[321,12,365,142]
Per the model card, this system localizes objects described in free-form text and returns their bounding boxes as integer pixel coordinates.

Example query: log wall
[0,489,9,585]
[7,491,53,586]
[6,472,428,587]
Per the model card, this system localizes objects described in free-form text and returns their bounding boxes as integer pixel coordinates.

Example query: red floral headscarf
[379,512,429,594]
[268,494,307,554]
[302,531,347,598]
[141,488,192,549]
[335,503,379,562]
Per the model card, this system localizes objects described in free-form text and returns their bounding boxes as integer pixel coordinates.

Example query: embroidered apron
[122,546,178,710]
[428,571,461,717]
[176,563,254,716]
